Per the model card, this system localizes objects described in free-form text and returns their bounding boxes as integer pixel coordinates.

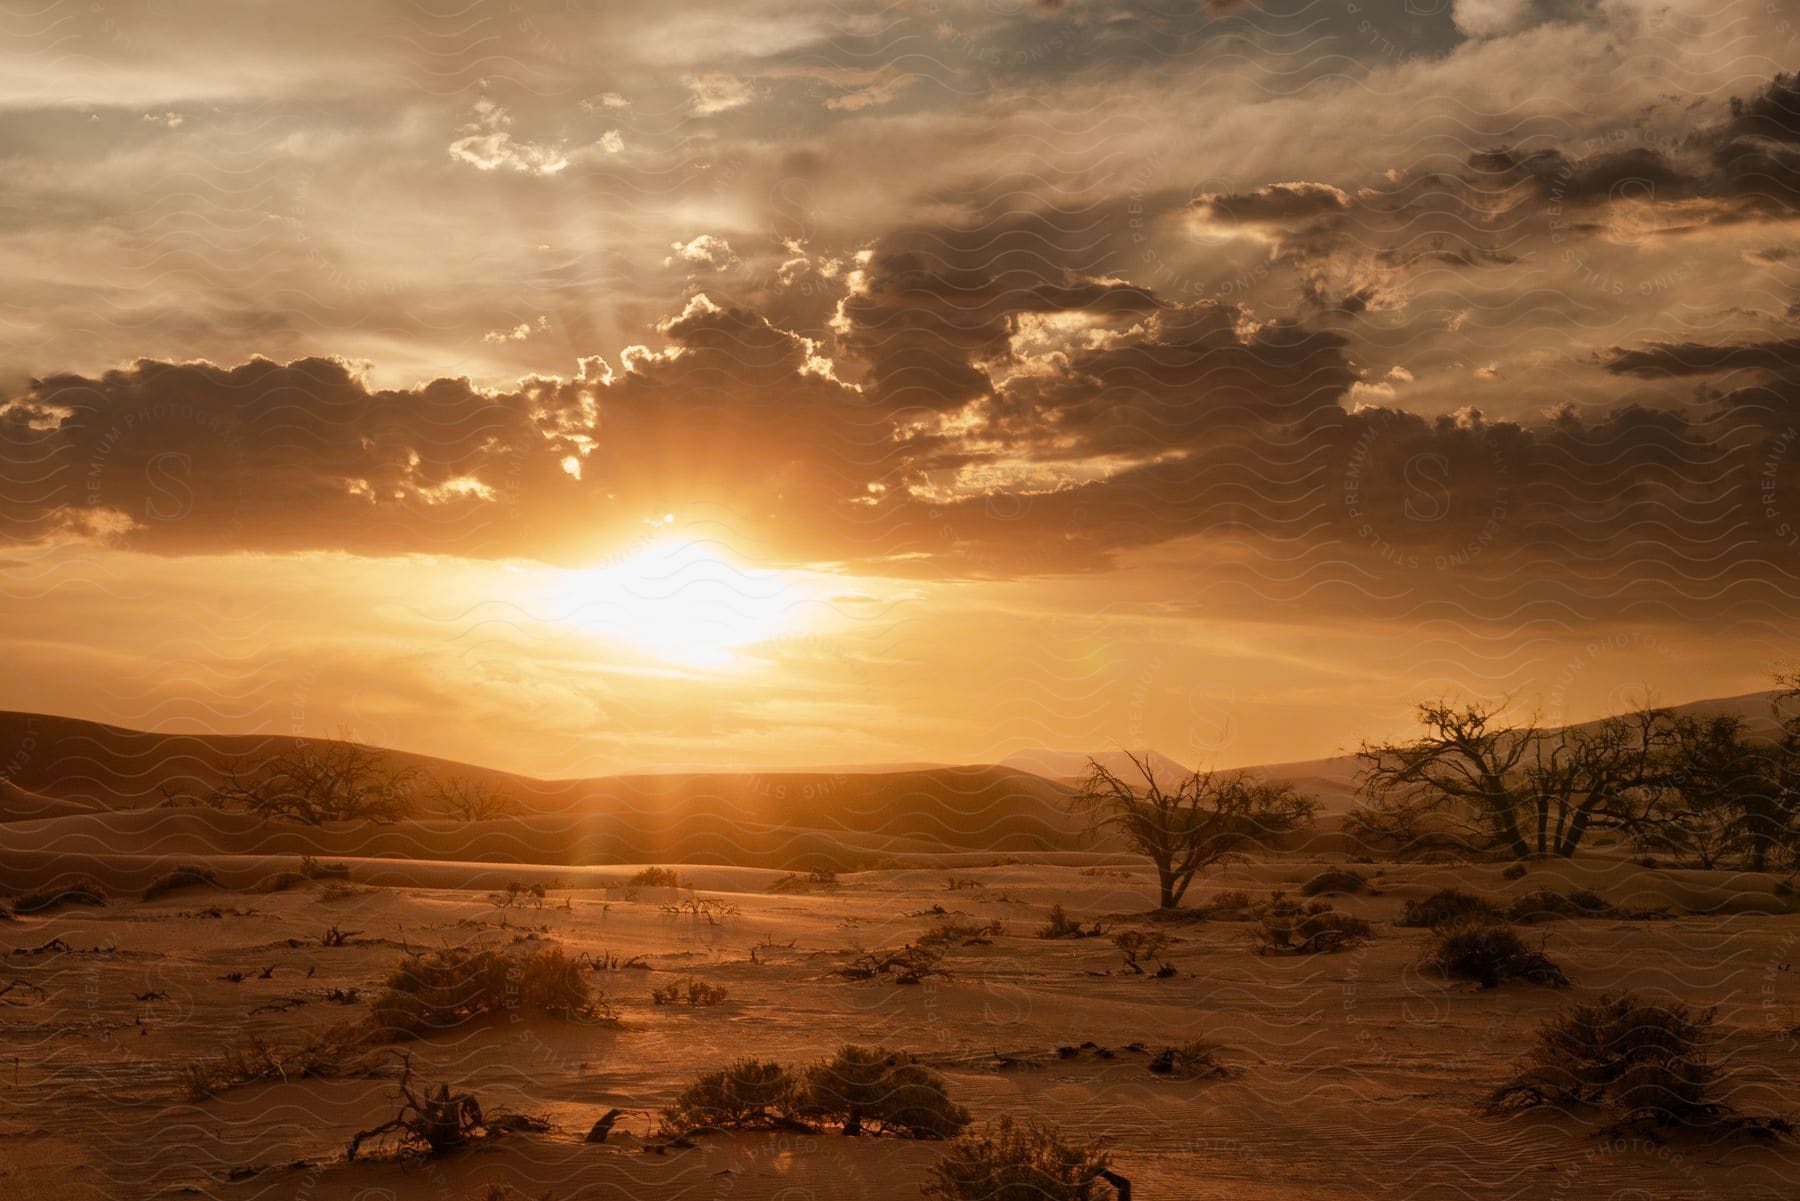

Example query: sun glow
[542,537,804,669]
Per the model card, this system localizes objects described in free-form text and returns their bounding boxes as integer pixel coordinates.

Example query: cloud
[665,234,736,270]
[687,73,753,115]
[448,98,568,175]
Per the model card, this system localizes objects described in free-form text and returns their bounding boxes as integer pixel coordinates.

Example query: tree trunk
[1535,799,1549,856]
[1156,863,1177,909]
[1556,805,1593,858]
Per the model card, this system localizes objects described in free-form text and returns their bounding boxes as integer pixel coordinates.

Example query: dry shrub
[1299,867,1368,897]
[1506,888,1614,924]
[299,855,351,880]
[1112,929,1174,975]
[488,881,546,908]
[1501,863,1528,882]
[801,1045,970,1138]
[365,944,606,1041]
[1255,894,1373,955]
[1148,1040,1229,1079]
[142,865,221,901]
[651,976,729,1006]
[1488,993,1790,1136]
[1423,919,1569,988]
[768,868,838,893]
[11,879,107,914]
[347,1052,485,1160]
[627,866,687,889]
[657,1059,804,1136]
[183,1033,374,1100]
[920,920,1004,948]
[922,1116,1116,1201]
[838,943,951,985]
[1037,904,1106,939]
[1396,887,1501,928]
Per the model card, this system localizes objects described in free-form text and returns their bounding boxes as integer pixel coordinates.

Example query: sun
[543,536,801,669]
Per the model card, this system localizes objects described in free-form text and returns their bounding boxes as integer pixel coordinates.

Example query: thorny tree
[1076,751,1318,909]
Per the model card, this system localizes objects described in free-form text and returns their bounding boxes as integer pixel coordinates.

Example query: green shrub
[802,1045,970,1138]
[1423,919,1569,988]
[11,878,107,913]
[1396,887,1501,928]
[1487,993,1788,1135]
[1299,867,1367,897]
[658,1059,802,1136]
[142,865,221,901]
[922,1116,1114,1200]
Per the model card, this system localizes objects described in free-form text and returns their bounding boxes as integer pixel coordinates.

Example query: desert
[6,703,1800,1200]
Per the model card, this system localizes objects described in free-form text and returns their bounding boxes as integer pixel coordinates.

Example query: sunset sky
[3,0,1799,777]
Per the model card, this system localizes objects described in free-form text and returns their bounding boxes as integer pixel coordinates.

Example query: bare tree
[208,741,417,825]
[433,776,520,822]
[1355,701,1536,859]
[1523,708,1665,858]
[1076,751,1318,910]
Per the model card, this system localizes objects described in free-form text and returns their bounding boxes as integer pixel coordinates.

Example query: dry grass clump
[651,976,729,1007]
[921,1116,1117,1201]
[1299,867,1368,897]
[768,868,838,893]
[801,1045,971,1138]
[1487,993,1790,1137]
[1501,862,1528,881]
[627,866,687,889]
[142,865,220,901]
[920,920,1004,948]
[182,1033,375,1100]
[365,944,607,1042]
[1148,1039,1230,1079]
[254,870,309,893]
[1422,919,1569,988]
[1505,888,1614,923]
[1037,904,1107,939]
[11,878,107,914]
[1397,887,1501,928]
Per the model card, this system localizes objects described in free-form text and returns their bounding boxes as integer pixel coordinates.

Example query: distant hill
[999,748,1195,784]
[0,690,1785,880]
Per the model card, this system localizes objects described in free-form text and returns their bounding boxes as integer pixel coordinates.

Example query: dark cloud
[1604,336,1800,377]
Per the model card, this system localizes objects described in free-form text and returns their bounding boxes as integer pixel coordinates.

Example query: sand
[4,855,1800,1200]
[4,712,1800,1199]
